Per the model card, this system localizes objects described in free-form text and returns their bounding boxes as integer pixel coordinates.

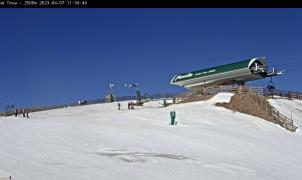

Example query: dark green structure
[171,57,276,92]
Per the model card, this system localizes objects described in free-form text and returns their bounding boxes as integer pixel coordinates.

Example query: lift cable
[285,66,302,72]
[271,60,302,67]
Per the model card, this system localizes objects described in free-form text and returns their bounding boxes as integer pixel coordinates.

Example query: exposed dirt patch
[178,94,214,104]
[216,94,278,124]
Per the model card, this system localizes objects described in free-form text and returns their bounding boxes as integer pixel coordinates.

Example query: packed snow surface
[268,98,302,127]
[1,93,302,180]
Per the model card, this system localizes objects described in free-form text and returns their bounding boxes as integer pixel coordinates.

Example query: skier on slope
[14,108,18,117]
[131,102,134,110]
[26,109,29,118]
[118,103,121,110]
[21,108,25,117]
[163,99,167,107]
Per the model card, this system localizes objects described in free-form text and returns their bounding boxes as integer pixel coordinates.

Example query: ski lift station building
[171,57,276,92]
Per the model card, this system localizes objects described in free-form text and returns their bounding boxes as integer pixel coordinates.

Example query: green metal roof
[172,59,252,83]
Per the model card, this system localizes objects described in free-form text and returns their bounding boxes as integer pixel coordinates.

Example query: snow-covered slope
[268,98,302,127]
[0,93,302,180]
[206,92,233,104]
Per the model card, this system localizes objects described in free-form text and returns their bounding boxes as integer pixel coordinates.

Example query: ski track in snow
[89,149,197,163]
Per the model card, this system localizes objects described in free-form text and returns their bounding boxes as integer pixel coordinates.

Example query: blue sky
[1,8,302,110]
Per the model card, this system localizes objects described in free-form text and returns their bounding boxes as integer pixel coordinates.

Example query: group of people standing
[128,102,135,110]
[117,102,135,110]
[15,108,30,118]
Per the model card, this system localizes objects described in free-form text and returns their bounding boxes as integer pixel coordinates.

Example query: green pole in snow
[170,111,176,125]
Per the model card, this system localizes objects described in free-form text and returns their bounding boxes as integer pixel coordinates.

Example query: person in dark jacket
[26,109,29,118]
[163,99,167,107]
[15,108,18,117]
[118,103,121,110]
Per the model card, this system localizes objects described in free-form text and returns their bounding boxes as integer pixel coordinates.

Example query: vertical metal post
[136,90,141,104]
[170,111,176,125]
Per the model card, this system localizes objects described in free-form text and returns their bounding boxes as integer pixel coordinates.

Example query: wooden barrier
[264,88,302,100]
[177,85,298,132]
[190,85,298,132]
[244,88,297,132]
[0,93,178,116]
